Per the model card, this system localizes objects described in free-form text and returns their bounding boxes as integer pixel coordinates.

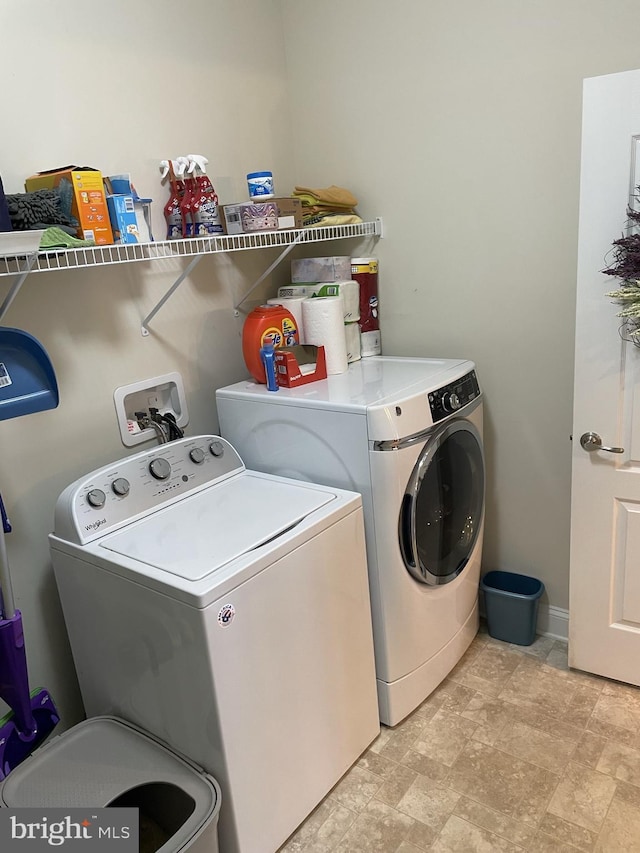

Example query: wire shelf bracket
[232,217,383,318]
[233,233,305,317]
[0,253,37,323]
[140,252,207,336]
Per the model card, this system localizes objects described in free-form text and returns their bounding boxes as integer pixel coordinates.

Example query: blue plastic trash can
[480,570,545,646]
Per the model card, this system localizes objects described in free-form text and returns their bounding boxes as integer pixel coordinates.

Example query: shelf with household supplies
[0,218,383,335]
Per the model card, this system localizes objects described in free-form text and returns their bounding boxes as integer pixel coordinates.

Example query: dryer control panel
[428,370,481,422]
[52,436,245,545]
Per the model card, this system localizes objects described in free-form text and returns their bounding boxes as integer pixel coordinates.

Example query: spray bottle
[187,155,224,236]
[177,155,197,237]
[160,159,186,239]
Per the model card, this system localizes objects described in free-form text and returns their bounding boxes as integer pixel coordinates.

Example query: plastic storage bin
[480,570,545,646]
[0,716,221,853]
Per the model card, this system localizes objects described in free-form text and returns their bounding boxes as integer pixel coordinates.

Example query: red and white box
[274,345,327,387]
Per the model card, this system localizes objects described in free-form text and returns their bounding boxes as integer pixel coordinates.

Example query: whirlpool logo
[0,809,138,851]
[84,518,107,532]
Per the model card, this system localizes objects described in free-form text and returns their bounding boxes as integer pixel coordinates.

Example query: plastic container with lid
[246,171,274,200]
[242,304,299,383]
[0,715,222,853]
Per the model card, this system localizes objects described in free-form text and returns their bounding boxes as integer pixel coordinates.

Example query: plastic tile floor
[279,627,640,852]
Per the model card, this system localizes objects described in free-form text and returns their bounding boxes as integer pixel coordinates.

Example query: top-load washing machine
[49,435,379,853]
[216,356,485,726]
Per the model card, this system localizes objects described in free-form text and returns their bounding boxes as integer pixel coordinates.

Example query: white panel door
[570,69,640,682]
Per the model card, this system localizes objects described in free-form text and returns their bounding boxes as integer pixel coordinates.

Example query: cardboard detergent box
[25,166,113,244]
[221,197,303,235]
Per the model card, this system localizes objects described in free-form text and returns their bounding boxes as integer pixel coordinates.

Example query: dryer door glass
[400,420,484,585]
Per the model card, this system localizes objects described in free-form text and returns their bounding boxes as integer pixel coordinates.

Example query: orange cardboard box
[25,166,113,245]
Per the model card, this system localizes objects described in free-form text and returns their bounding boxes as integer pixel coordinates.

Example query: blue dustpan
[0,327,59,421]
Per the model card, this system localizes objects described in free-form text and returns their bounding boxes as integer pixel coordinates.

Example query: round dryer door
[399,420,484,585]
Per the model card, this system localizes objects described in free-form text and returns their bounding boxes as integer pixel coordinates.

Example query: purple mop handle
[0,612,36,737]
[0,492,15,618]
[0,493,36,736]
[0,494,10,535]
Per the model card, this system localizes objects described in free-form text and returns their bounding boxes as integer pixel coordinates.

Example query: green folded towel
[39,227,96,250]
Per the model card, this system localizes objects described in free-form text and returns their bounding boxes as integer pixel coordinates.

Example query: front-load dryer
[216,356,484,726]
[49,436,379,853]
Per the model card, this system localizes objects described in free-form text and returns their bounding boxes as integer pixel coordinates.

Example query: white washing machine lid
[99,472,334,581]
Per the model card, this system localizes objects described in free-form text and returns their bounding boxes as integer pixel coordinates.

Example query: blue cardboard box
[106,194,141,244]
[105,174,154,243]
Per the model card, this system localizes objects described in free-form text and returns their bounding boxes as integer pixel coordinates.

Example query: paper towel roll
[302,296,348,375]
[267,296,308,344]
[360,329,382,357]
[345,321,361,363]
[317,280,360,322]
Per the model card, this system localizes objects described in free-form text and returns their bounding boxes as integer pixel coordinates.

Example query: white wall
[5,0,640,732]
[280,0,640,613]
[0,0,297,727]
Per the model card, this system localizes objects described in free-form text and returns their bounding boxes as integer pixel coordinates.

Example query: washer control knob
[86,488,106,509]
[189,447,205,465]
[149,458,171,480]
[111,477,130,497]
[442,392,461,412]
[209,440,225,458]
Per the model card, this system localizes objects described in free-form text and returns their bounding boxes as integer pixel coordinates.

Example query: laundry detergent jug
[242,305,299,383]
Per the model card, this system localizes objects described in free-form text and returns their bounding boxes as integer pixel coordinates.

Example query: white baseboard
[537,604,569,642]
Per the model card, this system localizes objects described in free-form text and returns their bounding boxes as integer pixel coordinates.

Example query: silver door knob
[580,432,624,454]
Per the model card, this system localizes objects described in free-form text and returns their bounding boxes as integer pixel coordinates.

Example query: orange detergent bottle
[242,305,299,383]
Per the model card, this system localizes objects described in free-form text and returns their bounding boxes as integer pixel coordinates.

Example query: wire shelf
[0,220,381,278]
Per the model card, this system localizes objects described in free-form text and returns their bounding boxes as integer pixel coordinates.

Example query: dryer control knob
[189,447,205,464]
[149,458,171,480]
[86,488,106,508]
[443,392,461,412]
[209,440,225,458]
[112,477,130,497]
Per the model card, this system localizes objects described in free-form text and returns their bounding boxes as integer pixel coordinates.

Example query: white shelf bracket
[233,232,305,316]
[0,253,38,323]
[140,252,206,336]
[233,218,383,316]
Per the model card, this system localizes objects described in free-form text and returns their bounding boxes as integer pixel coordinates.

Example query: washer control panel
[428,370,481,423]
[53,436,244,545]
